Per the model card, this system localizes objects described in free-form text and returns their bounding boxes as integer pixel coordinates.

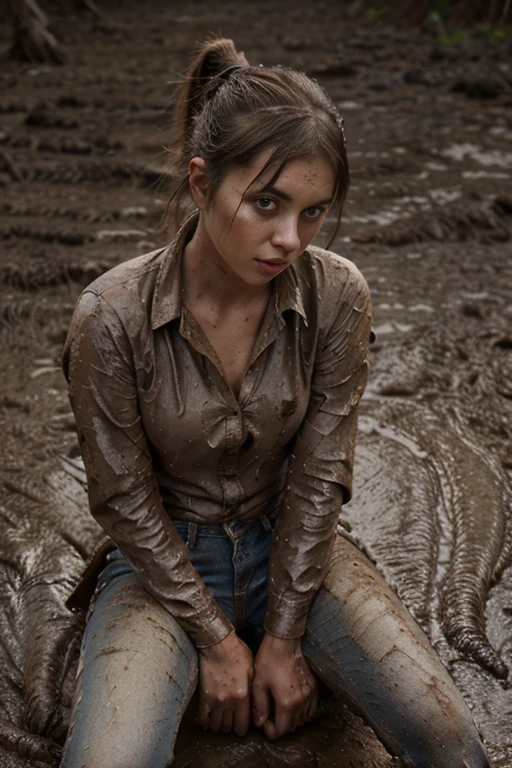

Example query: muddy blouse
[63,214,372,649]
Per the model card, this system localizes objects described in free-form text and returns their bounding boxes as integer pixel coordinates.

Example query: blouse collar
[151,212,308,331]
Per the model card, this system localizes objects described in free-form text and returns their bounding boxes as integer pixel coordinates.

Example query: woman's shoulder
[71,242,178,337]
[299,244,371,307]
[295,245,372,349]
[64,244,174,361]
[82,245,171,308]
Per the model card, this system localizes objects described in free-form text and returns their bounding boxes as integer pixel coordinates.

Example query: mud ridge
[3,159,168,186]
[0,253,108,291]
[0,200,154,224]
[353,198,511,245]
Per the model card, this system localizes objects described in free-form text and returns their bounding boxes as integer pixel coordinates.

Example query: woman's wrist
[260,632,302,656]
[198,629,240,659]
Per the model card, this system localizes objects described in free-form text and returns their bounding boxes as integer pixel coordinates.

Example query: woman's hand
[251,633,318,739]
[198,630,254,736]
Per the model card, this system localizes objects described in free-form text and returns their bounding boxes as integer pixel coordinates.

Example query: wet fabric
[61,524,488,768]
[62,213,372,647]
[60,565,198,768]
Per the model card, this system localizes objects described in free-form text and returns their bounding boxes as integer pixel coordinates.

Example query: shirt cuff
[189,610,234,649]
[263,597,312,640]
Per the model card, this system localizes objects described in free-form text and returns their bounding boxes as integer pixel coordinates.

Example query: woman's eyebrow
[259,184,292,201]
[257,184,332,206]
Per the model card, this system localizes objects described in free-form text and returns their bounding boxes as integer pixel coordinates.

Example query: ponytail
[173,38,248,156]
[164,37,349,245]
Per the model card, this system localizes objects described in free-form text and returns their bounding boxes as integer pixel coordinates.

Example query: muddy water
[0,1,511,766]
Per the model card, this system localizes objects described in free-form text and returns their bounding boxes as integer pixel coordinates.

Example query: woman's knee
[60,699,183,768]
[62,744,175,768]
[402,747,489,768]
[305,580,489,768]
[61,573,198,768]
[397,720,489,768]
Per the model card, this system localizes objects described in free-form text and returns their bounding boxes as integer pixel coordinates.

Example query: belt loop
[223,523,236,542]
[187,522,198,550]
[261,514,272,533]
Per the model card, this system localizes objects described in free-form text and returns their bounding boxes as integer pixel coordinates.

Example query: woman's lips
[255,259,288,276]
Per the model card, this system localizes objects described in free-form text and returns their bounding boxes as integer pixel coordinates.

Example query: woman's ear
[188,157,208,210]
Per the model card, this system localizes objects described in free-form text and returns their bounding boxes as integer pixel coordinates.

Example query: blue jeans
[61,516,488,768]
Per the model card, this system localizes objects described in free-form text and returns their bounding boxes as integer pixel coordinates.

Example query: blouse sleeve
[63,291,233,648]
[264,262,372,639]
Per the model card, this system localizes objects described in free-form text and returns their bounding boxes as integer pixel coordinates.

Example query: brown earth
[0,2,511,767]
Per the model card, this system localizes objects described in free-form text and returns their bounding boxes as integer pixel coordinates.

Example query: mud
[0,1,511,766]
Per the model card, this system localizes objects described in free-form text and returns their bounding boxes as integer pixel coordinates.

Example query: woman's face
[192,151,335,286]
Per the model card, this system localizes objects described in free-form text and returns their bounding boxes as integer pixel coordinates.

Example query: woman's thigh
[61,567,198,768]
[303,535,488,768]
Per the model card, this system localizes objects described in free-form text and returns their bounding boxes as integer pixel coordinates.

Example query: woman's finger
[233,696,251,737]
[251,679,270,728]
[263,718,278,740]
[197,697,211,731]
[209,705,224,732]
[306,687,319,721]
[221,708,234,734]
[273,702,294,739]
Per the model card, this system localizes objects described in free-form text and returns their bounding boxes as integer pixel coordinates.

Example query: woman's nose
[270,216,301,254]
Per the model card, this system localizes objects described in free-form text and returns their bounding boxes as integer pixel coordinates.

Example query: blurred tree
[449,0,510,23]
[6,0,65,64]
[7,0,107,64]
[350,0,511,25]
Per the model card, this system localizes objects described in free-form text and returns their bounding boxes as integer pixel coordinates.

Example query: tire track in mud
[1,156,167,186]
[347,401,510,679]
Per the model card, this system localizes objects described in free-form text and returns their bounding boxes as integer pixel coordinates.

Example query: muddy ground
[0,1,511,766]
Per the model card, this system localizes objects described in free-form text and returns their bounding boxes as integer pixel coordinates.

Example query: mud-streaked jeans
[61,514,489,768]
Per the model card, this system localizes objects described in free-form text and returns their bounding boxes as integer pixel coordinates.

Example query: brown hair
[166,38,349,248]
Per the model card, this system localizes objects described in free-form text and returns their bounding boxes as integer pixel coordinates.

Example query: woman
[61,38,489,768]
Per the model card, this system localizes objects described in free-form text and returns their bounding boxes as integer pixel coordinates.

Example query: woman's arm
[252,259,372,737]
[65,291,260,735]
[265,262,372,639]
[63,291,233,649]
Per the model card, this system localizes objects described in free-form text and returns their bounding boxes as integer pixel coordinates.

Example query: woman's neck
[182,219,270,311]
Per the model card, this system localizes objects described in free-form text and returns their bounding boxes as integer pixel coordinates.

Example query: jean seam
[187,522,198,549]
[233,542,245,626]
[234,568,257,628]
[305,624,352,682]
[304,618,375,715]
[304,624,409,762]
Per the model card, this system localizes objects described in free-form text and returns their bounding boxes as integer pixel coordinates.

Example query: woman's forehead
[226,151,335,199]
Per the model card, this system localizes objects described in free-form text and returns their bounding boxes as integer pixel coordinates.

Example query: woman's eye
[303,207,323,219]
[256,197,278,211]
